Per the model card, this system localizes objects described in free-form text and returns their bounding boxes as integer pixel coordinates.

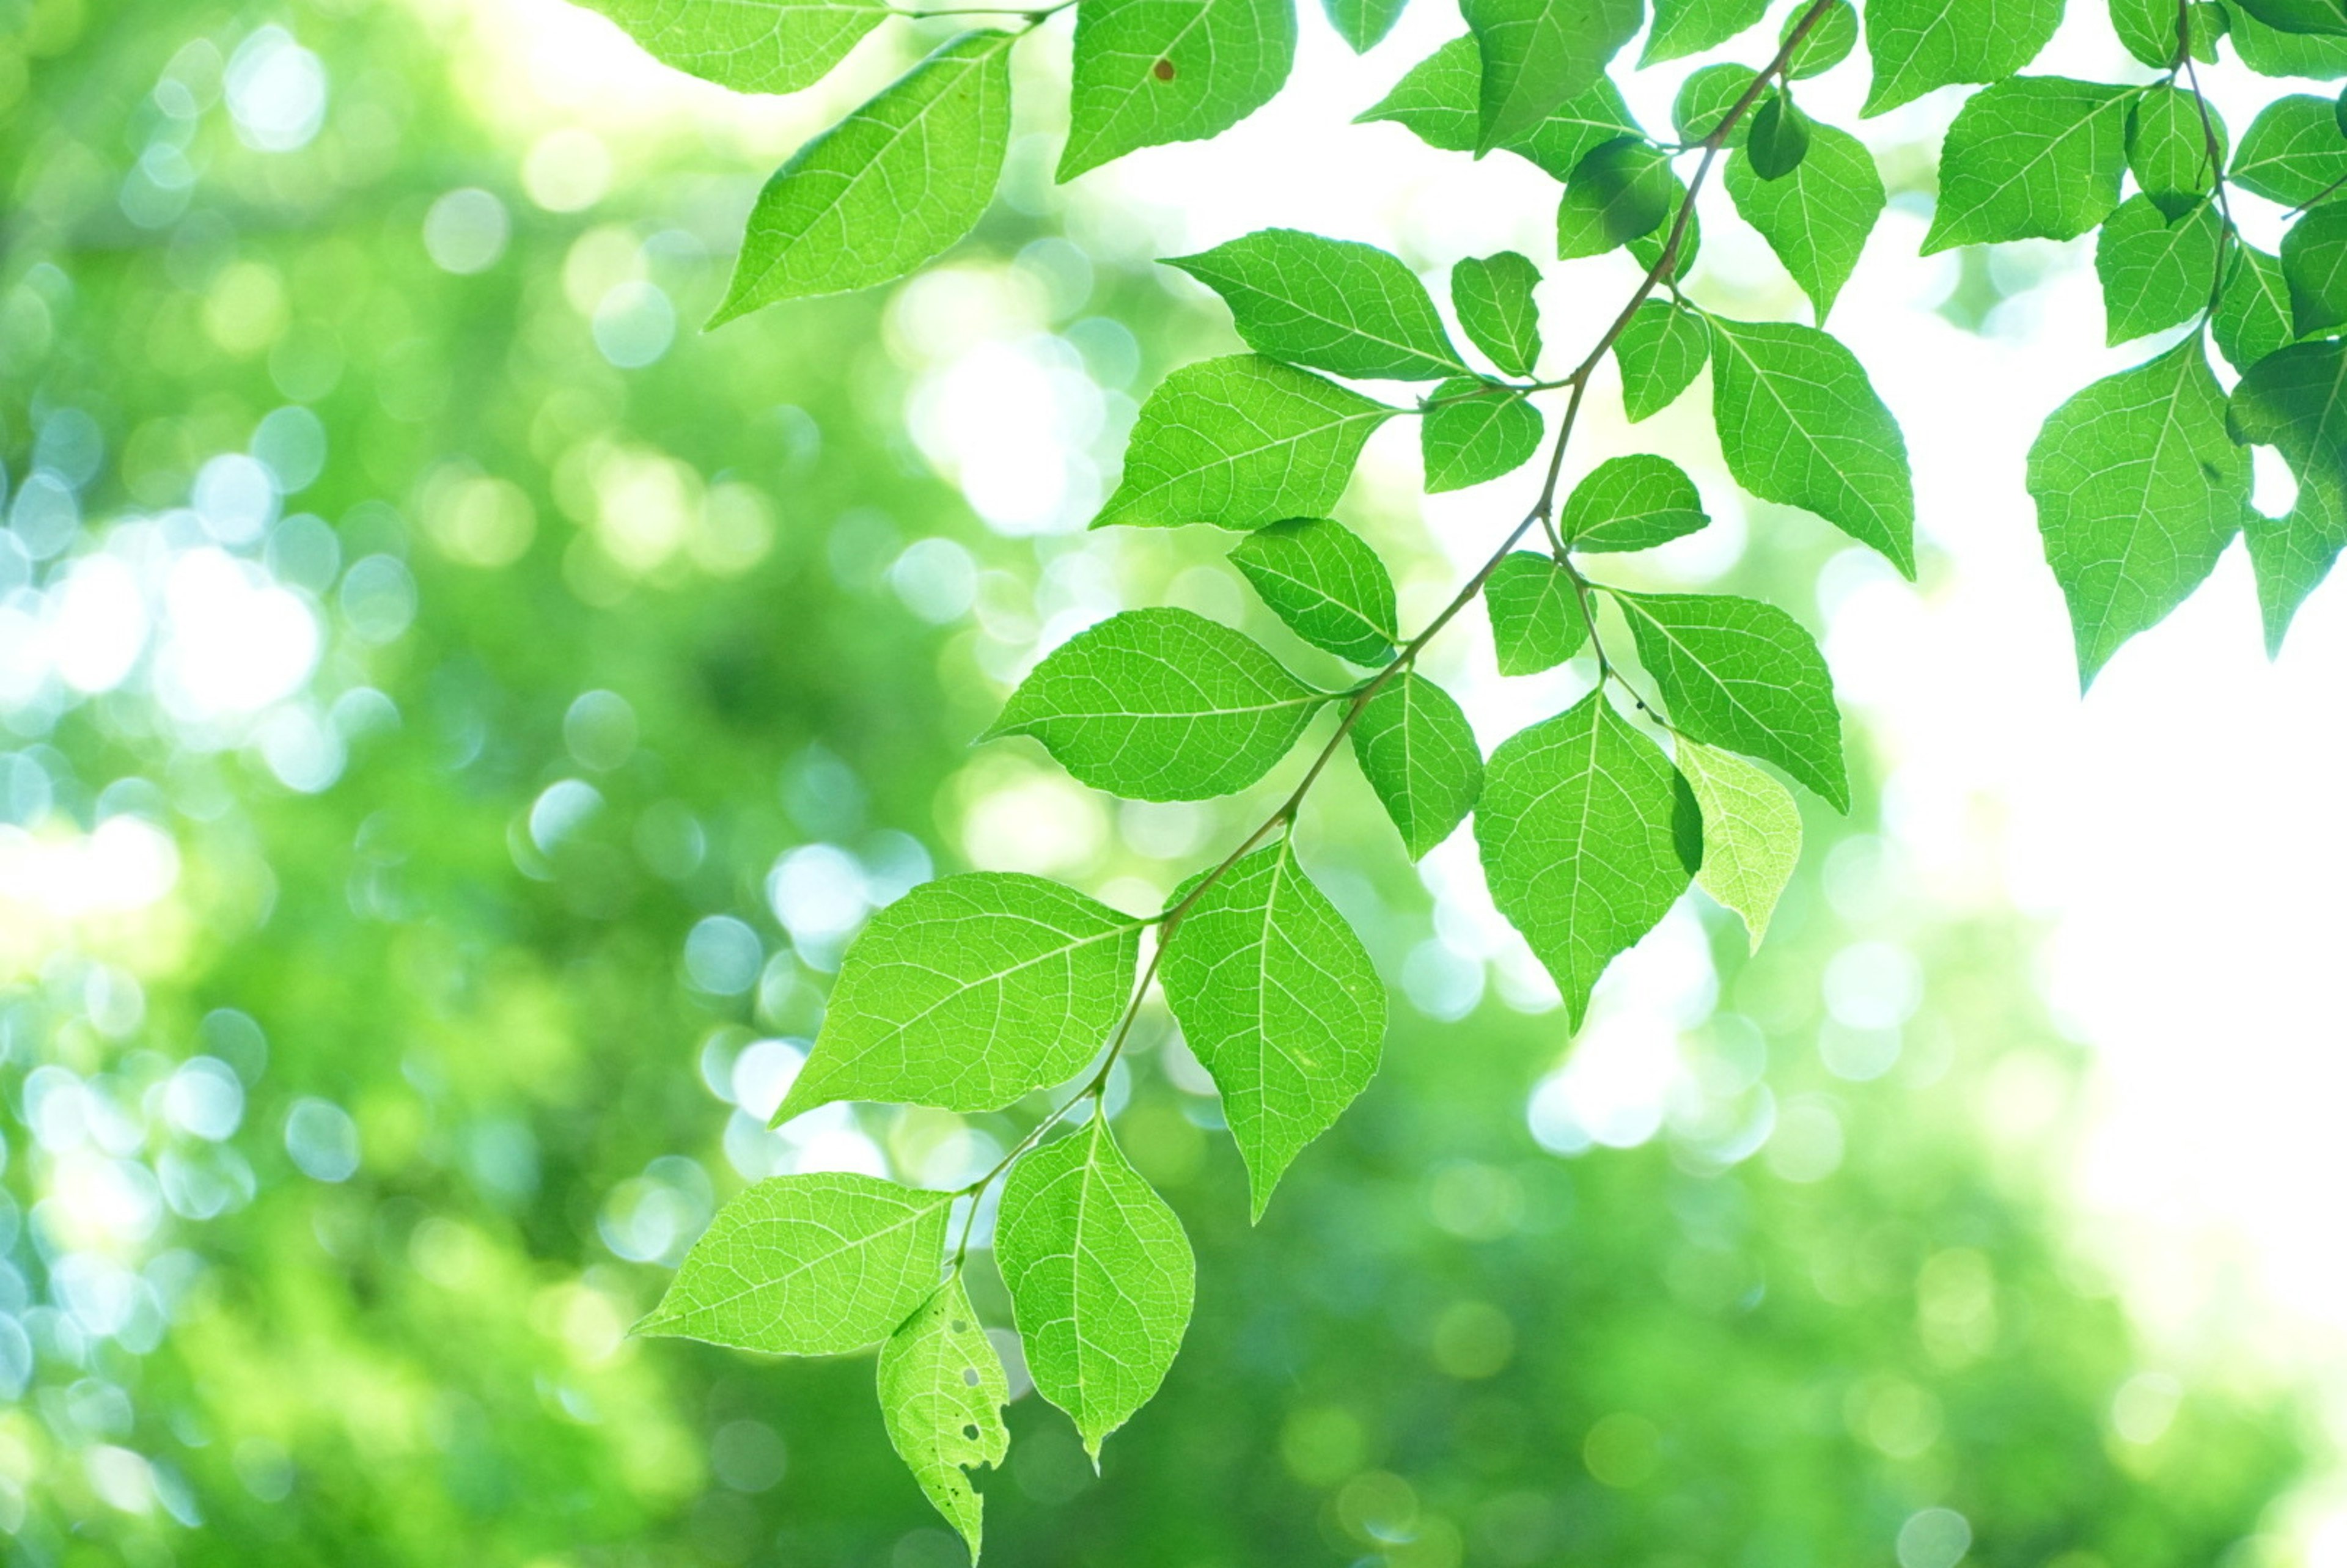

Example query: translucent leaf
[2231,95,2347,205]
[1160,838,1386,1214]
[1560,453,1708,552]
[996,1113,1194,1459]
[1673,62,1758,144]
[2095,195,2223,346]
[2127,84,2226,218]
[1422,379,1544,491]
[587,0,888,94]
[1859,0,2062,117]
[1485,551,1590,674]
[1921,76,2131,255]
[1231,517,1400,664]
[775,873,1144,1124]
[1642,0,1766,65]
[2231,6,2347,75]
[2232,0,2347,37]
[2229,338,2347,512]
[1724,120,1884,321]
[2246,480,2347,656]
[2214,243,2296,375]
[1168,229,1466,380]
[1060,0,1295,179]
[1780,0,1857,78]
[1613,300,1710,423]
[1354,35,1641,181]
[1675,738,1801,951]
[1094,356,1398,530]
[2283,201,2347,335]
[639,1173,950,1355]
[711,32,1013,321]
[1460,0,1643,153]
[1452,251,1544,376]
[1557,138,1672,260]
[2110,0,2191,65]
[1324,0,1412,51]
[877,1277,1009,1560]
[1348,672,1485,856]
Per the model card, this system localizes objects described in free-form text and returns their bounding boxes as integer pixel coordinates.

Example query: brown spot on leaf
[1151,57,1175,81]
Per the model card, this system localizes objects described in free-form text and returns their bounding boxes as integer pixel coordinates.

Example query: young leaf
[1060,0,1296,180]
[639,1174,950,1354]
[1355,35,1642,181]
[2026,339,2249,687]
[2246,478,2346,656]
[996,1113,1194,1459]
[2128,85,2226,219]
[586,0,887,95]
[1475,692,1699,1030]
[1560,453,1709,552]
[2282,201,2347,335]
[1452,251,1544,376]
[2095,195,2224,346]
[1675,738,1801,952]
[2230,6,2347,75]
[712,32,1014,321]
[1724,120,1884,320]
[1643,0,1765,65]
[1230,517,1400,664]
[1460,0,1644,153]
[1557,138,1673,260]
[2214,243,2297,374]
[1921,77,2132,255]
[1673,62,1758,144]
[774,873,1143,1124]
[1859,0,2062,117]
[1093,356,1397,530]
[1746,93,1812,180]
[1614,301,1710,422]
[1160,838,1387,1214]
[1324,0,1411,51]
[1780,0,1857,77]
[1348,671,1485,855]
[1485,551,1590,673]
[2231,95,2347,205]
[1612,590,1849,810]
[877,1277,1009,1561]
[1706,317,1916,577]
[1422,379,1544,491]
[1168,230,1467,381]
[987,608,1328,800]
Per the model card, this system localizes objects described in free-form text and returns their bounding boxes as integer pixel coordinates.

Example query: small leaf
[1780,0,1857,78]
[1726,119,1883,320]
[1746,92,1813,180]
[1161,838,1387,1214]
[1423,379,1545,491]
[1452,251,1544,376]
[2095,194,2224,346]
[2282,201,2347,335]
[1060,0,1296,179]
[878,1277,1010,1561]
[1231,517,1400,664]
[1675,738,1801,951]
[986,608,1327,801]
[1612,590,1849,810]
[2232,95,2347,205]
[1921,76,2132,255]
[1460,0,1644,153]
[1560,453,1709,552]
[1557,137,1672,260]
[2127,84,2227,218]
[1355,35,1642,181]
[713,32,1015,320]
[1706,316,1915,576]
[1626,169,1703,276]
[2246,479,2347,656]
[2026,339,2248,687]
[996,1113,1194,1459]
[1094,356,1398,530]
[1859,0,2062,117]
[2214,243,2297,374]
[1169,229,1467,381]
[775,873,1143,1124]
[1349,671,1485,856]
[1642,0,1766,65]
[2231,4,2347,73]
[1485,551,1590,674]
[1614,300,1710,423]
[1674,64,1761,146]
[1324,0,1412,51]
[2110,0,2191,65]
[1476,692,1699,1030]
[587,0,888,94]
[640,1174,949,1354]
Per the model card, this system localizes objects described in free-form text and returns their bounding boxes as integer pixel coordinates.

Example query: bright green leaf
[2228,338,2347,516]
[1561,453,1709,552]
[1922,77,2132,255]
[1557,137,1672,260]
[2128,84,2227,218]
[1324,0,1412,51]
[2095,194,2223,346]
[1675,738,1801,952]
[2231,0,2347,37]
[1349,672,1485,855]
[1485,551,1590,673]
[1060,0,1296,179]
[2246,477,2346,656]
[2111,0,2191,65]
[1168,229,1467,381]
[1354,35,1642,180]
[1452,251,1544,376]
[2214,242,2297,373]
[1423,378,1544,491]
[2230,5,2347,75]
[1614,300,1710,422]
[2231,95,2347,205]
[586,0,887,94]
[877,1277,1009,1561]
[2283,201,2347,334]
[1673,63,1760,146]
[1231,516,1400,664]
[1781,0,1858,78]
[1460,0,1643,153]
[1642,0,1766,65]
[1725,119,1884,320]
[1859,0,2062,117]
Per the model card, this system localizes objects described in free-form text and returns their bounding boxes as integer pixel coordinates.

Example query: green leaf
[1780,0,1857,78]
[1560,453,1710,551]
[2230,5,2347,75]
[2229,337,2347,515]
[1614,300,1710,422]
[1168,230,1467,381]
[1557,137,1672,260]
[2094,195,2224,346]
[1324,0,1412,51]
[712,32,1014,321]
[1231,517,1400,664]
[1612,590,1848,809]
[1673,64,1757,145]
[1485,551,1590,673]
[1160,838,1387,1214]
[877,1277,1009,1561]
[1859,0,2063,117]
[1460,0,1644,153]
[774,873,1143,1124]
[1349,671,1485,855]
[2214,243,2297,374]
[586,0,887,94]
[1725,119,1884,320]
[1423,379,1544,491]
[2128,85,2227,218]
[1642,0,1766,65]
[1355,35,1642,181]
[1922,77,2132,255]
[2232,0,2347,37]
[1706,316,1915,576]
[2246,477,2346,656]
[987,609,1327,800]
[1452,251,1544,376]
[1475,692,1699,1030]
[1093,356,1398,530]
[1674,738,1801,952]
[640,1174,949,1354]
[2026,339,2249,687]
[1060,0,1296,179]
[2111,0,2191,65]
[996,1113,1194,1459]
[1746,93,1812,180]
[1626,169,1703,275]
[2283,201,2347,334]
[2231,95,2347,205]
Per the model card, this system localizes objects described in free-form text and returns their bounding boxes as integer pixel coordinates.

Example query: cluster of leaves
[565,0,2343,1553]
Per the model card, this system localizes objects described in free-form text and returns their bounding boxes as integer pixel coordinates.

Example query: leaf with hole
[878,1277,1009,1560]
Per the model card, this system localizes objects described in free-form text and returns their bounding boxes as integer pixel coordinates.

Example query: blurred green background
[0,0,2318,1564]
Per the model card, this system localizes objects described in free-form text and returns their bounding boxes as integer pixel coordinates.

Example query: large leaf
[1230,516,1400,664]
[988,609,1326,800]
[775,873,1142,1123]
[1675,738,1801,951]
[2095,194,2224,346]
[1486,551,1590,673]
[877,1277,1009,1560]
[1094,356,1397,530]
[1169,229,1465,380]
[1706,317,1915,576]
[2026,339,2249,687]
[1452,251,1544,376]
[1060,0,1296,179]
[1349,670,1485,855]
[996,1114,1194,1458]
[1724,120,1884,321]
[1560,453,1709,552]
[1642,0,1766,65]
[639,1173,949,1354]
[1858,0,2063,117]
[1921,76,2132,254]
[2231,95,2347,205]
[711,32,1013,321]
[587,0,888,94]
[1477,692,1699,1030]
[1422,379,1544,491]
[1613,300,1710,423]
[1161,839,1386,1214]
[1460,0,1644,153]
[2230,340,2347,636]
